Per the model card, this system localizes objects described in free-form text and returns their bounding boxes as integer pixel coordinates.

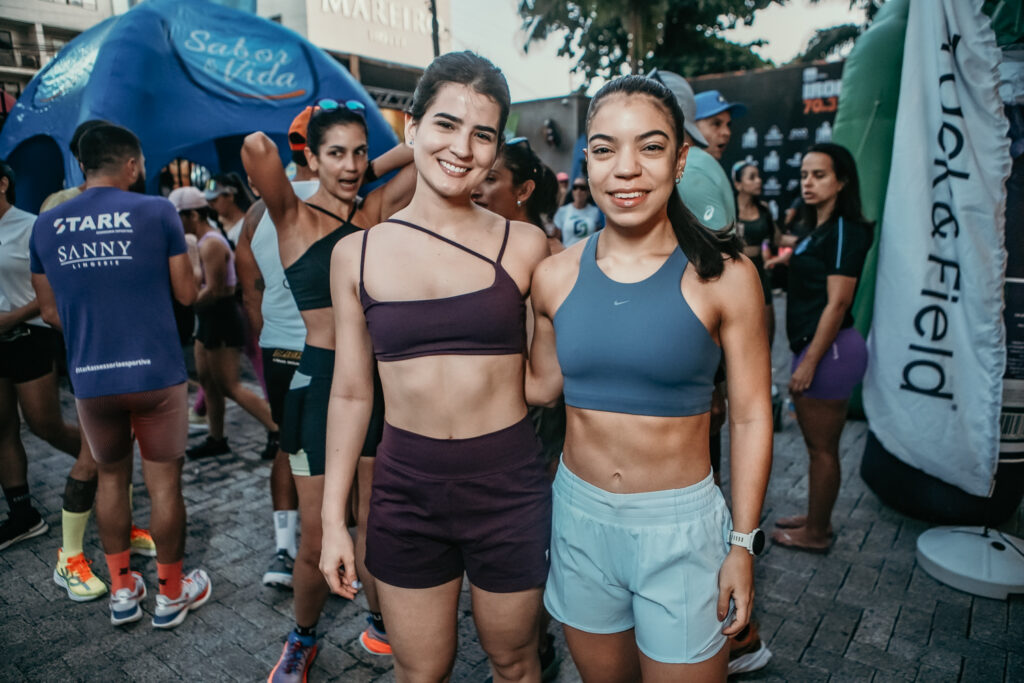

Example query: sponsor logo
[53,212,131,234]
[764,126,783,147]
[57,240,132,269]
[763,176,781,196]
[763,150,780,173]
[789,128,809,141]
[786,152,803,168]
[741,127,758,149]
[816,121,833,143]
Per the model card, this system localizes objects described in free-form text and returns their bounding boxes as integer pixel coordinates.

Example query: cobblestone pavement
[2,306,1023,682]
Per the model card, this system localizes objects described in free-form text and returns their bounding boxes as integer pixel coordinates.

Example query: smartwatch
[729,528,766,556]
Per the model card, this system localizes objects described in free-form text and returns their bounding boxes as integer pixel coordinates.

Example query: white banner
[863,0,1011,496]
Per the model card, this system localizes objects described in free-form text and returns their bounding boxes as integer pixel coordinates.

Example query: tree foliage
[518,0,783,85]
[792,0,885,63]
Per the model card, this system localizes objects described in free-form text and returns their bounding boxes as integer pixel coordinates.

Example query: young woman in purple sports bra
[321,52,551,682]
[527,76,773,681]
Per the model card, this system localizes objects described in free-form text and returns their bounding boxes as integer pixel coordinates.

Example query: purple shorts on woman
[365,415,551,593]
[792,326,867,400]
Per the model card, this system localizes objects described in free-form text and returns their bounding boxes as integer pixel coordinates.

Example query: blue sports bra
[553,234,721,417]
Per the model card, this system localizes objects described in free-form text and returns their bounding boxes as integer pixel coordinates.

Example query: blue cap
[695,90,747,121]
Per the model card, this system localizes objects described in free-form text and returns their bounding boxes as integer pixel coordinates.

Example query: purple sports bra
[360,218,526,362]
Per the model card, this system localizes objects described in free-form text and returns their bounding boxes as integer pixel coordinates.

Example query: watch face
[752,529,766,555]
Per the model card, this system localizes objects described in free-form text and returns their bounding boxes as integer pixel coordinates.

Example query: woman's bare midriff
[562,407,712,493]
[377,353,527,439]
[300,307,335,350]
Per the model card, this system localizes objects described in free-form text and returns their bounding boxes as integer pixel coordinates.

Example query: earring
[516,200,522,207]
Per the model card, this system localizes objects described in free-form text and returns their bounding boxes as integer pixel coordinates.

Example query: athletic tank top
[250,181,317,350]
[284,203,359,311]
[553,235,721,417]
[198,230,237,288]
[360,218,525,362]
[738,205,773,248]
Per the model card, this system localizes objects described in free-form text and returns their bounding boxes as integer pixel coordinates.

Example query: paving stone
[4,338,1022,681]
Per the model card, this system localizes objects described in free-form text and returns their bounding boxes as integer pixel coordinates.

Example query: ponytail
[666,190,742,280]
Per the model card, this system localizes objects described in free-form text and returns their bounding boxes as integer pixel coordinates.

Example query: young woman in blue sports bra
[527,76,773,682]
[321,52,552,682]
[243,106,415,676]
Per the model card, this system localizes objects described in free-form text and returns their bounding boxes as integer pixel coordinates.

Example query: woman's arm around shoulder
[708,254,773,636]
[320,231,377,600]
[525,243,584,407]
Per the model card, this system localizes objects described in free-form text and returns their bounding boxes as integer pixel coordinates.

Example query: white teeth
[613,192,644,199]
[439,160,469,173]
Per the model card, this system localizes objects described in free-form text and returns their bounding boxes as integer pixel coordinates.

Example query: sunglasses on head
[506,136,531,149]
[314,99,366,115]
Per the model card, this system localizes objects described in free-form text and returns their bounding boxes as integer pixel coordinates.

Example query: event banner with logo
[693,61,843,221]
[863,0,1010,496]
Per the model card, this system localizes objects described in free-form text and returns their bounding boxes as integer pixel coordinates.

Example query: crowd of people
[0,49,873,683]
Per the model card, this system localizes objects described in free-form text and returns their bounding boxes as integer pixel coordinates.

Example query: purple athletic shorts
[791,326,868,400]
[365,415,551,593]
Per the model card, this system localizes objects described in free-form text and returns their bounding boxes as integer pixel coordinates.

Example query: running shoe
[53,548,108,601]
[0,509,48,551]
[269,629,318,683]
[261,431,280,460]
[358,615,392,655]
[728,621,773,676]
[262,549,294,589]
[186,436,230,460]
[129,526,157,557]
[151,568,211,629]
[109,571,146,626]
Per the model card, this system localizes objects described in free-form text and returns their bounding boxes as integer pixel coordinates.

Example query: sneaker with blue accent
[109,571,146,626]
[54,548,107,602]
[358,615,392,655]
[151,568,211,629]
[269,629,318,683]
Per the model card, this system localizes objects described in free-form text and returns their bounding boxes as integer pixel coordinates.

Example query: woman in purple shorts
[772,143,872,553]
[321,51,551,682]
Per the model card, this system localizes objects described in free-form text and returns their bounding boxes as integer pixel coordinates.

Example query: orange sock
[104,550,133,592]
[157,560,183,599]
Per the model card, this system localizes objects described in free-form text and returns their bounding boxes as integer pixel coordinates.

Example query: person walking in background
[554,176,604,248]
[170,187,277,459]
[732,161,782,343]
[772,143,872,553]
[29,123,210,629]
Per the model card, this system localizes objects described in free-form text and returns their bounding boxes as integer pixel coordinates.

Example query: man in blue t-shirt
[30,123,211,630]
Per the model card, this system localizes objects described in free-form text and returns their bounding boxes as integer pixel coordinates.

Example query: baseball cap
[646,69,708,148]
[168,186,207,212]
[289,106,314,152]
[695,90,747,121]
[203,176,237,200]
[556,172,569,183]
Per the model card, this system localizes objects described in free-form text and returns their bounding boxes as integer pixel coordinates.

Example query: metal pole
[430,0,440,57]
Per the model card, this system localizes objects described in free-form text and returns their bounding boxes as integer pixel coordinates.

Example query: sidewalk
[1,312,1022,681]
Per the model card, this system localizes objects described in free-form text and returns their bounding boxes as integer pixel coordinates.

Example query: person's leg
[271,450,298,546]
[292,474,329,629]
[637,644,729,683]
[471,585,544,683]
[377,577,463,683]
[772,395,847,550]
[16,369,80,457]
[561,626,642,683]
[194,340,226,440]
[355,455,388,647]
[0,377,48,549]
[208,346,276,432]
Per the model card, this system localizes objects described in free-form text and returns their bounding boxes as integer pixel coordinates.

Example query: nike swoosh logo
[613,300,629,306]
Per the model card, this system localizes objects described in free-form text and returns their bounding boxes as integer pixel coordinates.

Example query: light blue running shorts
[544,460,733,664]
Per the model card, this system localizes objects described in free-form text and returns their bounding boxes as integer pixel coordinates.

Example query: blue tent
[0,0,398,212]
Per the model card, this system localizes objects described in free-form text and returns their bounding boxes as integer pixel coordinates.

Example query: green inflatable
[830,0,910,414]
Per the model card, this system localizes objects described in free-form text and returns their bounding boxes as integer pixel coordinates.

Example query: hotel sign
[306,0,451,68]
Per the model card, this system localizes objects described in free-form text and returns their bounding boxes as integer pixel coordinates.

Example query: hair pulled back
[586,75,741,280]
[798,142,870,229]
[409,51,511,136]
[306,108,368,156]
[501,141,558,228]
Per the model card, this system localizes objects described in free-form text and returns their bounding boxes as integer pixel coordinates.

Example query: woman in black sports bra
[242,105,415,675]
[321,52,552,682]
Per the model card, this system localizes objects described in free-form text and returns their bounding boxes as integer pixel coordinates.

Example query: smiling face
[696,111,732,160]
[585,92,686,231]
[406,82,502,201]
[305,122,368,202]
